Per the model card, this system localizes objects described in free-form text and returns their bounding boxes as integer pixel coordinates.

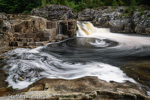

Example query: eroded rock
[0,76,149,100]
[31,5,76,20]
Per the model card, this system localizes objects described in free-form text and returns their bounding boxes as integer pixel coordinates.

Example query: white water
[3,21,150,90]
[3,47,135,89]
[77,21,150,49]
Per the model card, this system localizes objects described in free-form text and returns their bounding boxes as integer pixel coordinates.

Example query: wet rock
[0,14,77,54]
[110,19,132,33]
[60,20,76,37]
[135,19,150,34]
[76,6,150,34]
[145,28,150,33]
[122,60,150,88]
[28,84,44,91]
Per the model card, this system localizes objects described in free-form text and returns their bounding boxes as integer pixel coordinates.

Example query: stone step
[10,37,41,42]
[13,33,37,38]
[9,41,49,47]
[12,32,51,41]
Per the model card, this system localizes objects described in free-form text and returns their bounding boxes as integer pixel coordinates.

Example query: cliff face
[0,13,77,54]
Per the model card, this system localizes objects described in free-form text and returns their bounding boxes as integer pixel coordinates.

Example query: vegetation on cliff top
[0,0,149,13]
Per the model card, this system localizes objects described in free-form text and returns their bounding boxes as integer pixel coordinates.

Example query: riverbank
[1,5,150,54]
[0,5,150,100]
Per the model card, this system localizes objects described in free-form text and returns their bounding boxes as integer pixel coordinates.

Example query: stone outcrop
[77,6,150,34]
[0,13,77,54]
[31,5,77,20]
[0,13,12,55]
[31,6,150,34]
[0,76,149,100]
[78,9,99,21]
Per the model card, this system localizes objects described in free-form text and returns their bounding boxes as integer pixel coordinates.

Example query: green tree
[130,0,137,7]
[41,0,46,7]
[0,0,40,13]
[119,0,124,6]
[112,0,118,6]
[130,0,137,10]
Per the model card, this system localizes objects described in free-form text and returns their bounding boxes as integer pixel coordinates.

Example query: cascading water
[1,22,150,93]
[58,21,62,35]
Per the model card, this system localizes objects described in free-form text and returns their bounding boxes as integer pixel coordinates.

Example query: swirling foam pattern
[2,22,150,90]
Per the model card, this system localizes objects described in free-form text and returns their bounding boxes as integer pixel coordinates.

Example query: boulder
[135,19,150,34]
[0,19,11,33]
[0,13,7,20]
[109,19,131,33]
[31,5,75,20]
[78,9,99,21]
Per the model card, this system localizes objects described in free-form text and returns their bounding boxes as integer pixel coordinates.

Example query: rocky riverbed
[1,5,150,54]
[0,5,150,100]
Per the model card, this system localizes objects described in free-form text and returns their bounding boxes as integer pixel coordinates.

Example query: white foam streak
[77,22,150,51]
[5,21,150,90]
[3,47,136,89]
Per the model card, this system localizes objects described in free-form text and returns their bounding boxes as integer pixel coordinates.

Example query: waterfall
[57,21,62,35]
[76,21,150,50]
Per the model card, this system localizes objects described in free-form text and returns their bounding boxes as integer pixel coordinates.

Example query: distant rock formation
[31,5,77,20]
[31,6,150,34]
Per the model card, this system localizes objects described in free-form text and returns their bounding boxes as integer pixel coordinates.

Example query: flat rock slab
[0,76,149,100]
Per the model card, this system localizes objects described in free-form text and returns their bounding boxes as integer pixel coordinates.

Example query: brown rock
[27,42,36,46]
[47,21,57,29]
[9,42,18,46]
[60,21,68,35]
[68,29,76,37]
[17,42,24,47]
[68,20,76,30]
[0,87,7,92]
[28,84,44,91]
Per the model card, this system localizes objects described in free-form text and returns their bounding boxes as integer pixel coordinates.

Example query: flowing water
[1,22,150,95]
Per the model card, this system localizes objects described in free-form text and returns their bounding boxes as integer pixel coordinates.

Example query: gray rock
[135,19,150,34]
[110,19,131,33]
[0,13,7,20]
[78,9,100,21]
[31,5,76,20]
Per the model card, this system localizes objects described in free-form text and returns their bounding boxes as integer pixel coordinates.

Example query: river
[1,21,150,95]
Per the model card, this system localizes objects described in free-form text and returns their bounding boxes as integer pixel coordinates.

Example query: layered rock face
[0,13,12,54]
[31,6,150,34]
[0,13,77,54]
[78,7,150,34]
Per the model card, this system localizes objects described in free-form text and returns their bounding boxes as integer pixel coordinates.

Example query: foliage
[130,0,137,7]
[0,0,149,14]
[0,0,40,13]
[41,0,46,7]
[112,0,118,6]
